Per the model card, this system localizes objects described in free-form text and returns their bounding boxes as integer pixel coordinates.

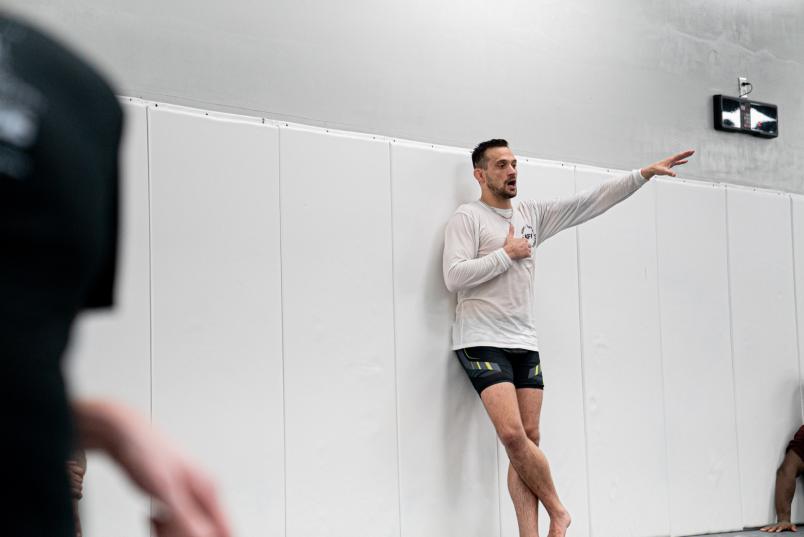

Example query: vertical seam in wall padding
[573,167,594,537]
[145,105,155,537]
[387,142,403,537]
[277,127,288,537]
[724,187,746,529]
[145,106,154,423]
[653,182,674,536]
[789,196,803,422]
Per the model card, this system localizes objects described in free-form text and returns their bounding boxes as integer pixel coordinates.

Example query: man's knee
[524,425,540,447]
[779,452,803,478]
[498,425,530,454]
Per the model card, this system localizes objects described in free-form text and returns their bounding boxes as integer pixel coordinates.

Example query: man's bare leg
[481,383,570,537]
[507,388,544,537]
[760,449,804,532]
[509,463,539,537]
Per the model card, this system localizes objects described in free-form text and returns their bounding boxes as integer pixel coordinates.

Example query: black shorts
[787,425,804,461]
[455,346,544,395]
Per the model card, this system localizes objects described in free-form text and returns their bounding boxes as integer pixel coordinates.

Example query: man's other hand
[503,224,531,260]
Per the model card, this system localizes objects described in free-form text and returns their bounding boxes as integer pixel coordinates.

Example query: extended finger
[672,149,695,161]
[151,517,180,537]
[152,477,214,537]
[657,167,677,177]
[153,505,213,537]
[663,152,693,167]
[187,470,233,537]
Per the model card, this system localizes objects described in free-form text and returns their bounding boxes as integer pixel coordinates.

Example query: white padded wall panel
[496,161,590,537]
[148,108,284,537]
[391,142,500,537]
[575,169,670,537]
[65,101,151,537]
[655,179,742,535]
[280,128,400,537]
[726,187,800,528]
[67,94,804,535]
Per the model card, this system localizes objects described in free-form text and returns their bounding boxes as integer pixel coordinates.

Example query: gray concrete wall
[3,0,803,192]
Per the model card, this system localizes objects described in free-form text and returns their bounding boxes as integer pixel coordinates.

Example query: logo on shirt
[521,224,536,247]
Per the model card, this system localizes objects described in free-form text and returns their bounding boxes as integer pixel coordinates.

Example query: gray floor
[691,531,794,536]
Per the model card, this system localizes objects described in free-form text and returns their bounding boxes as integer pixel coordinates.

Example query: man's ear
[473,167,485,185]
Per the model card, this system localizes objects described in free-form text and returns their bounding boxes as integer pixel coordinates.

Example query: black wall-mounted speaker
[713,95,778,138]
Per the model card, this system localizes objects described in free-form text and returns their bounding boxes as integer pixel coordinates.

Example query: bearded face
[480,146,518,200]
[486,172,517,199]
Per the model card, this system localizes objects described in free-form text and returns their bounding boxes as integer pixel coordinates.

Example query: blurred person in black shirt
[0,14,232,537]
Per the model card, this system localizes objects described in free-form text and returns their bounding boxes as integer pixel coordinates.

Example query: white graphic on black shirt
[0,27,45,180]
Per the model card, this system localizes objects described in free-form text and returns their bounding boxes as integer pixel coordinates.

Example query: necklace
[479,200,513,223]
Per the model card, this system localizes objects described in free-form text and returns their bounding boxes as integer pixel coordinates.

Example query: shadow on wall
[444,204,498,504]
[425,226,453,335]
[790,382,803,435]
[440,156,493,507]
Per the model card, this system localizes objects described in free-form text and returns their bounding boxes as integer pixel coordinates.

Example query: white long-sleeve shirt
[443,169,648,351]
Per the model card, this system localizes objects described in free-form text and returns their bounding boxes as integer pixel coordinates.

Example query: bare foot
[760,521,797,532]
[547,510,571,537]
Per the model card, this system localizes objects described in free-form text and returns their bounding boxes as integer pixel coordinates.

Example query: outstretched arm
[73,400,233,537]
[532,150,694,245]
[761,450,804,532]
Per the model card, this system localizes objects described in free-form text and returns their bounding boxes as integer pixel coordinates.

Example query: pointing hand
[640,149,695,179]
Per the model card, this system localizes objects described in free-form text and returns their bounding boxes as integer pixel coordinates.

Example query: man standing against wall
[443,140,693,537]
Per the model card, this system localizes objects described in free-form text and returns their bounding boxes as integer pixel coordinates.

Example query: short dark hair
[471,139,508,169]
